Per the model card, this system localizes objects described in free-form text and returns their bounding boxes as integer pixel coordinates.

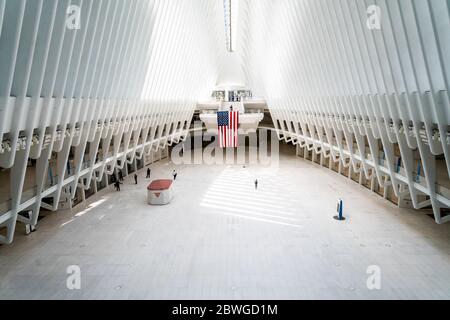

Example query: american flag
[217,111,239,148]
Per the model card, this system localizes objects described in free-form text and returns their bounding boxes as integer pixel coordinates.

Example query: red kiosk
[147,179,174,205]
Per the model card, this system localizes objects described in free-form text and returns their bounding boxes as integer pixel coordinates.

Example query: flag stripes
[217,111,239,148]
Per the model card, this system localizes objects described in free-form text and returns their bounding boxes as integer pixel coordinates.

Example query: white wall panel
[0,0,221,244]
[0,0,449,245]
[240,0,450,224]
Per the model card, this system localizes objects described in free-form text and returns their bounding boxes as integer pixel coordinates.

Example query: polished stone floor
[1,149,450,300]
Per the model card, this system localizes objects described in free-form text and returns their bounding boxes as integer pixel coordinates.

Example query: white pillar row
[0,0,222,244]
[0,0,449,245]
[240,0,450,223]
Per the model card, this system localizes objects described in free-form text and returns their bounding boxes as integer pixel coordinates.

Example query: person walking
[134,173,138,185]
[255,179,258,190]
[114,180,122,191]
[172,170,178,181]
[146,168,151,179]
[118,170,124,182]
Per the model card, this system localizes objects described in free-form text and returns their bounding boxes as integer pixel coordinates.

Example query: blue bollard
[334,199,346,221]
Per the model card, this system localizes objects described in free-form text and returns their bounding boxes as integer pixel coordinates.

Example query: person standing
[134,173,138,185]
[173,170,178,181]
[114,180,122,191]
[146,168,151,179]
[118,170,124,182]
[255,179,258,190]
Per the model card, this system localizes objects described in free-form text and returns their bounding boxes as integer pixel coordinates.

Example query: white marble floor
[1,149,450,300]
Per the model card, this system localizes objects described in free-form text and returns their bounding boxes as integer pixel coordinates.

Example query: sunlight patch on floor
[201,166,304,228]
[59,198,107,228]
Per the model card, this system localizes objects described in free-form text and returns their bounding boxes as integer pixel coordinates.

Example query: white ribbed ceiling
[2,0,447,119]
[0,0,450,245]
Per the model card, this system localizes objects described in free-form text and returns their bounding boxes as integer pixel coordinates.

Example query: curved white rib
[0,0,222,244]
[0,0,449,245]
[239,0,450,223]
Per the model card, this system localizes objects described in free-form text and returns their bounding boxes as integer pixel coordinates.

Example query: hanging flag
[217,111,239,148]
